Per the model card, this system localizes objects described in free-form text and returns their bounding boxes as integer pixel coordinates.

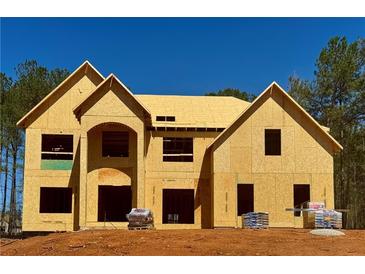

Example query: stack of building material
[331,211,342,229]
[126,208,154,230]
[243,212,269,229]
[313,210,342,229]
[314,210,325,228]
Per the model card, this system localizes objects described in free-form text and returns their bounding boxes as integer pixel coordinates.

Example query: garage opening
[237,184,254,216]
[293,184,310,217]
[163,189,194,224]
[98,186,132,222]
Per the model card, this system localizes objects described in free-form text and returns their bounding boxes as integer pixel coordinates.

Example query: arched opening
[86,122,138,223]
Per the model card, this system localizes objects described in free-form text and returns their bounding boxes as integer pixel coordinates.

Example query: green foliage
[289,36,365,228]
[205,88,256,102]
[0,60,70,233]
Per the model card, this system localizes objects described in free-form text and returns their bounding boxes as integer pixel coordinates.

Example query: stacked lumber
[243,212,269,229]
[126,208,154,230]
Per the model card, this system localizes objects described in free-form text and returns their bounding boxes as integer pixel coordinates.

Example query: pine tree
[289,37,365,228]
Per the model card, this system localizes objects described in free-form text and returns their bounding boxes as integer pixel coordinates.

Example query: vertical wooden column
[136,130,145,208]
[79,130,88,229]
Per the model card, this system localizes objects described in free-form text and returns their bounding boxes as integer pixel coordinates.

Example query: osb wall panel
[84,88,141,118]
[213,141,231,173]
[22,176,76,232]
[212,173,237,227]
[274,174,295,226]
[212,86,335,227]
[311,173,334,209]
[28,75,97,130]
[25,128,41,170]
[145,131,217,179]
[22,74,98,231]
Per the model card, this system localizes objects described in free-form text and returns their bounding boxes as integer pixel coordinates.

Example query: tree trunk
[8,146,18,235]
[1,147,9,225]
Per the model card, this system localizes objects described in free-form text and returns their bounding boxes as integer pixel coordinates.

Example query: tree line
[0,61,69,235]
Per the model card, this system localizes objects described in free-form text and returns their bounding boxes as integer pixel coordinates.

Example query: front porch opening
[98,186,131,222]
[163,189,194,224]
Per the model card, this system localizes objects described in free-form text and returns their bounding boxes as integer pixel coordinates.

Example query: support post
[79,131,88,229]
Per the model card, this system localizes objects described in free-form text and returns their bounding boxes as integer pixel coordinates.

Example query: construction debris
[243,212,269,229]
[126,208,154,230]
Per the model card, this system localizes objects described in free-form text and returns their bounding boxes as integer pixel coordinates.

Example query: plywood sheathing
[211,83,337,228]
[135,95,250,128]
[21,65,101,231]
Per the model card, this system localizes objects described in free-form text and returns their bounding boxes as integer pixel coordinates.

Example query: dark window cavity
[265,129,281,155]
[293,184,310,217]
[41,134,73,160]
[237,184,254,216]
[40,187,72,213]
[163,137,193,162]
[156,116,166,121]
[102,131,129,157]
[166,116,175,122]
[156,116,176,122]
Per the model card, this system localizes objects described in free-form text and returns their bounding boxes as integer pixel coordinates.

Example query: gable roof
[16,61,105,128]
[73,74,151,119]
[135,94,250,128]
[207,82,343,152]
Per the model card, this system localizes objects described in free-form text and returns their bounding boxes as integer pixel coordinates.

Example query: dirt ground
[1,228,365,256]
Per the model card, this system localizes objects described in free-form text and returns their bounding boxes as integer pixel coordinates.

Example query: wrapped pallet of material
[126,208,154,230]
[242,212,269,229]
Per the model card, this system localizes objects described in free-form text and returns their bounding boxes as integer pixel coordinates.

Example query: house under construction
[17,61,342,231]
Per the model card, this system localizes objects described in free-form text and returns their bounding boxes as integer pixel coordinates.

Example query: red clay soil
[1,228,365,256]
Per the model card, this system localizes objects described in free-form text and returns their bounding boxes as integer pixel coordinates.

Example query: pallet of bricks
[304,202,342,229]
[242,212,269,229]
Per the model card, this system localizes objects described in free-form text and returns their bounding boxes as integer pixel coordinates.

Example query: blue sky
[1,18,365,96]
